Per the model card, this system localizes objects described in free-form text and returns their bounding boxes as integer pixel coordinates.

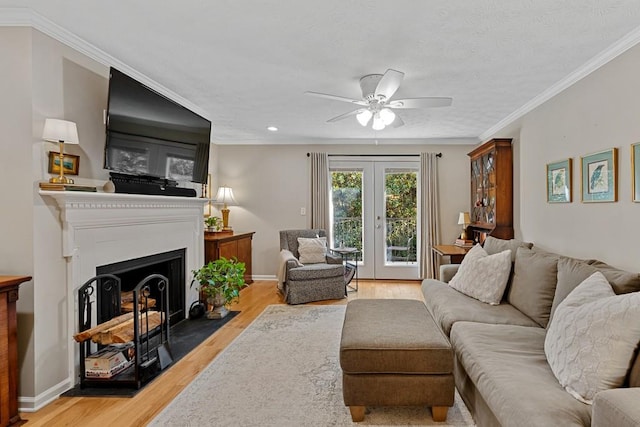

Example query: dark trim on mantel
[306,153,442,158]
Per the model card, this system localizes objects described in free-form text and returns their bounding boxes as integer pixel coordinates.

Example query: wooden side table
[431,245,472,280]
[0,275,30,427]
[204,231,255,284]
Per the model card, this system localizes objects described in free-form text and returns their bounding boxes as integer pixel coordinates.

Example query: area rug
[150,304,475,426]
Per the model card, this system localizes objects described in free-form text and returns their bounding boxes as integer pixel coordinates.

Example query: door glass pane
[384,169,417,264]
[331,171,363,253]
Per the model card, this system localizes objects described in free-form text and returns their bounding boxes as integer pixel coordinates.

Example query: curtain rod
[306,153,442,158]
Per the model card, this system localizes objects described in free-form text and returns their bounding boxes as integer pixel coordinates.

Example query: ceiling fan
[305,69,452,130]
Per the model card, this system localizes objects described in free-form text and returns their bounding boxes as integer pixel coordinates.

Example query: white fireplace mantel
[40,191,208,257]
[39,190,207,395]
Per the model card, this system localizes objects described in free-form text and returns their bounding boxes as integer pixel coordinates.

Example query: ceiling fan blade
[388,97,453,109]
[374,69,404,100]
[327,108,366,123]
[392,115,405,128]
[305,91,368,106]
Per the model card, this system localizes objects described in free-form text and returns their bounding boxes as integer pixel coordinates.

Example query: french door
[329,158,419,280]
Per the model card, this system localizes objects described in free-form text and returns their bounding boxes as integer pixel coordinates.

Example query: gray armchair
[279,229,345,304]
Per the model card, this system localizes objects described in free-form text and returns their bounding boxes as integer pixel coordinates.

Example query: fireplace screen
[96,249,186,326]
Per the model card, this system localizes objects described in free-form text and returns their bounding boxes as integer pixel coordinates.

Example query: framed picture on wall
[580,148,617,203]
[633,143,640,202]
[546,159,572,203]
[48,151,79,175]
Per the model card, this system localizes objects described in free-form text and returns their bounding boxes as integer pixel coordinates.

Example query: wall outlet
[300,207,306,216]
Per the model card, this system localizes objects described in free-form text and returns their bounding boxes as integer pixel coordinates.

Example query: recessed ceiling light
[267,126,278,132]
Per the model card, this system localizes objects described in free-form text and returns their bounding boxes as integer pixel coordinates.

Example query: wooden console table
[204,232,255,284]
[431,245,472,280]
[0,275,30,427]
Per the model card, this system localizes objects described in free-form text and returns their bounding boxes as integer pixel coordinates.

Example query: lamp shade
[42,119,79,144]
[379,108,396,125]
[213,186,238,206]
[372,113,385,130]
[458,212,471,225]
[356,109,372,126]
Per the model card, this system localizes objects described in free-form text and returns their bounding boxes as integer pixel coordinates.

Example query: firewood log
[91,311,164,345]
[121,298,157,313]
[73,312,135,343]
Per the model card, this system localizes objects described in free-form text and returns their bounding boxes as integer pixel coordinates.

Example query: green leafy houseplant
[204,216,222,231]
[191,257,246,318]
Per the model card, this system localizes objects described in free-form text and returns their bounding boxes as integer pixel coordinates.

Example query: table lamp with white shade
[42,118,79,184]
[213,186,238,231]
[458,211,471,240]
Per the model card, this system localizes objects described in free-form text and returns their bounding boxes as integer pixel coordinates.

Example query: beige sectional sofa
[421,237,640,427]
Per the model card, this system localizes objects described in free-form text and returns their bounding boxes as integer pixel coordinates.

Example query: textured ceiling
[3,1,640,144]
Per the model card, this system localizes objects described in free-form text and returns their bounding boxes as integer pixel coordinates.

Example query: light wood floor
[21,279,423,427]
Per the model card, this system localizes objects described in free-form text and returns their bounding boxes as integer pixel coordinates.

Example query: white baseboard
[19,378,72,412]
[251,275,276,281]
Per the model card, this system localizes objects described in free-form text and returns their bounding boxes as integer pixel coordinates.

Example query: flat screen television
[104,67,211,184]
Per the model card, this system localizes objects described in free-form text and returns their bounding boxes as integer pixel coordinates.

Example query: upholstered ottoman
[340,299,454,422]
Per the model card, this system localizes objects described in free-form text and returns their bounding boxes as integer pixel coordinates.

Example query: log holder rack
[77,273,173,389]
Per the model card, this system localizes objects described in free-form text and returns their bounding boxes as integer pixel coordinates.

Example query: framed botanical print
[546,159,572,203]
[633,143,640,202]
[581,148,617,203]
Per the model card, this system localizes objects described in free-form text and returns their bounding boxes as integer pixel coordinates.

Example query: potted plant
[191,257,246,319]
[204,216,222,232]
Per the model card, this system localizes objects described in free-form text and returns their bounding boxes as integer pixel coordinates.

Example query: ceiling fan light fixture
[306,69,452,132]
[379,108,396,125]
[356,109,372,126]
[372,113,385,131]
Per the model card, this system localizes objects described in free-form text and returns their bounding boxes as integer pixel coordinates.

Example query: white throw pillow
[297,237,327,264]
[448,244,512,305]
[544,271,640,404]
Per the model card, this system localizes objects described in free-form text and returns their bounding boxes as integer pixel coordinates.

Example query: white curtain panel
[310,152,330,230]
[420,152,441,279]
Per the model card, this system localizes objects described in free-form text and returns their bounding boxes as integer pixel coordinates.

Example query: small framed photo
[546,159,572,203]
[633,143,640,202]
[581,148,617,203]
[48,151,79,175]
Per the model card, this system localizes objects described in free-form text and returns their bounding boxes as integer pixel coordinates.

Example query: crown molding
[479,24,640,142]
[0,7,210,122]
[212,137,481,146]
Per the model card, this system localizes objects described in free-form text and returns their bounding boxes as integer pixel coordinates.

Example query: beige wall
[0,27,36,396]
[29,29,110,405]
[216,143,473,278]
[492,43,640,272]
[0,27,110,408]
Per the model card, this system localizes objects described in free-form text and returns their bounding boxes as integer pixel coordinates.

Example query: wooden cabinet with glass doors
[468,138,513,242]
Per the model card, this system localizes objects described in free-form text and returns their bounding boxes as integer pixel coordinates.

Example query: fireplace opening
[96,249,186,326]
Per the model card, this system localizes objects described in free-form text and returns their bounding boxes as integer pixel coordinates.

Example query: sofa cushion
[507,247,559,327]
[296,237,327,264]
[545,272,640,404]
[586,260,640,294]
[551,257,640,323]
[629,352,640,387]
[483,236,534,299]
[448,244,512,305]
[592,388,640,427]
[551,257,598,323]
[421,279,539,336]
[288,263,343,280]
[451,322,590,427]
[483,235,533,263]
